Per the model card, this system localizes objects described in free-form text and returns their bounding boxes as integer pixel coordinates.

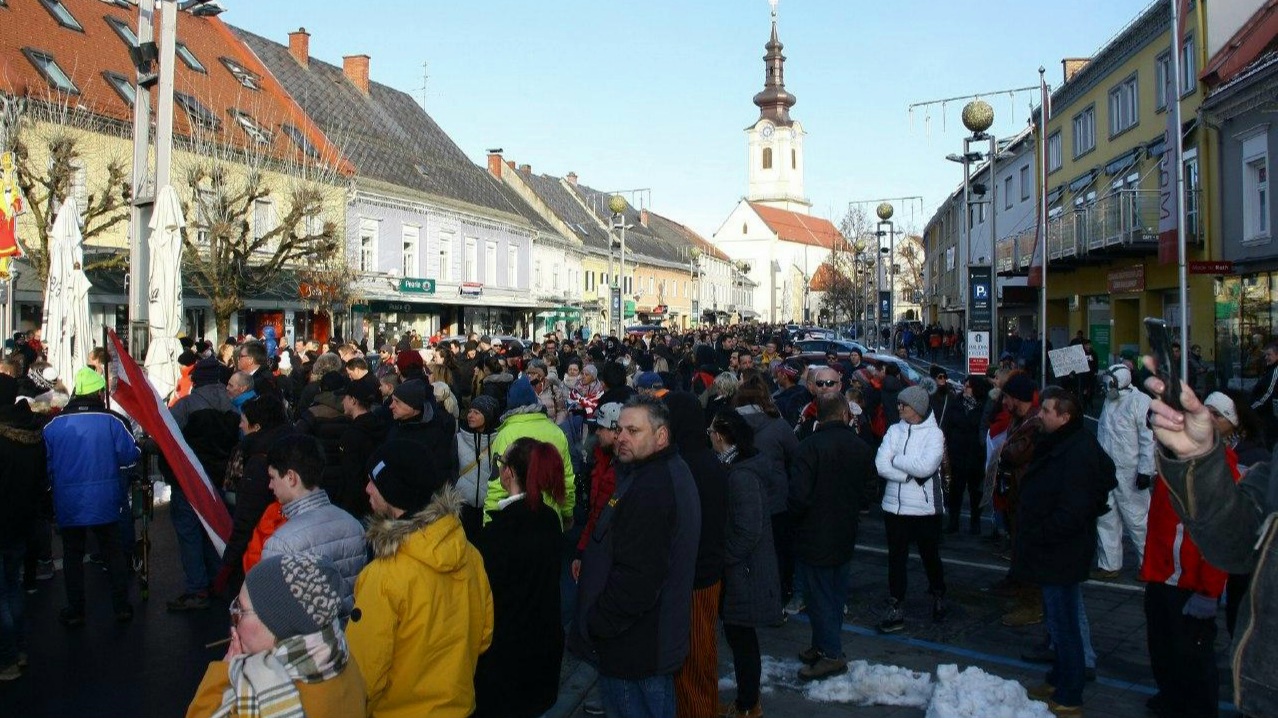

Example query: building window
[69,158,87,222]
[1072,105,1095,157]
[193,188,214,247]
[39,0,82,31]
[1047,132,1062,173]
[401,225,419,277]
[1243,133,1269,242]
[1180,35,1196,96]
[741,222,747,234]
[1155,51,1172,110]
[253,199,277,245]
[176,43,205,73]
[280,124,319,159]
[485,241,497,282]
[1020,165,1030,200]
[1108,74,1138,136]
[507,246,518,287]
[230,110,271,145]
[534,260,542,288]
[552,264,560,291]
[22,48,77,94]
[464,237,478,282]
[791,149,797,169]
[104,15,138,47]
[438,231,454,281]
[175,92,220,130]
[762,147,773,170]
[302,210,324,238]
[103,71,135,107]
[359,219,378,272]
[220,57,261,90]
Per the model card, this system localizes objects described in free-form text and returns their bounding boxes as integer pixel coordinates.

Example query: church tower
[746,0,809,214]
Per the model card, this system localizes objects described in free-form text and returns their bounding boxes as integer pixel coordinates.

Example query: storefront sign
[399,277,436,294]
[967,330,989,375]
[1107,264,1145,294]
[460,282,483,297]
[611,287,622,320]
[368,300,428,314]
[968,266,993,332]
[1188,261,1233,275]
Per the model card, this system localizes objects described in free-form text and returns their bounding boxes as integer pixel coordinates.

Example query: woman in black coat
[473,438,566,718]
[709,409,781,718]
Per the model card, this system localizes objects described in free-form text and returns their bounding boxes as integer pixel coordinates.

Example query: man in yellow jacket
[348,439,494,718]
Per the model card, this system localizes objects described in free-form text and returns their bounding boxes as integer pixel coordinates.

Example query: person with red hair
[473,438,566,718]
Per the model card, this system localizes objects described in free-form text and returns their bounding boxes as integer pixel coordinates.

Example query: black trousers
[772,511,795,600]
[883,512,946,601]
[1225,572,1250,638]
[723,624,761,711]
[61,524,129,613]
[1144,582,1219,718]
[945,463,983,526]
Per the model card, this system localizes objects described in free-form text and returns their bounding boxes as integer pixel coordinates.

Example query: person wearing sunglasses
[795,366,843,441]
[186,554,365,718]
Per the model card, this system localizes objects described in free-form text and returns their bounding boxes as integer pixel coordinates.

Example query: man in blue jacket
[43,368,141,626]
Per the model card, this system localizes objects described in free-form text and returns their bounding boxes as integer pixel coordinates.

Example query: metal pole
[617,222,626,339]
[1038,67,1050,377]
[961,142,972,371]
[155,2,176,191]
[988,133,999,365]
[1169,0,1190,378]
[128,0,156,354]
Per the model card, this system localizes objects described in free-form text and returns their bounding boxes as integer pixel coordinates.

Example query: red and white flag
[107,330,232,555]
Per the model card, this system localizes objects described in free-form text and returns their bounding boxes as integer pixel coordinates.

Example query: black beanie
[191,357,223,387]
[367,439,446,515]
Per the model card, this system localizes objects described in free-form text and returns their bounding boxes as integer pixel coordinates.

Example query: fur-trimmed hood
[0,422,42,444]
[364,484,466,564]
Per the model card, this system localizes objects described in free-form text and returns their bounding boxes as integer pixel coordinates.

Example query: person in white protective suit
[1094,364,1156,577]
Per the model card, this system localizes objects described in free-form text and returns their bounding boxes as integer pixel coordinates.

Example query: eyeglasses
[229,597,256,627]
[493,455,507,471]
[813,379,839,388]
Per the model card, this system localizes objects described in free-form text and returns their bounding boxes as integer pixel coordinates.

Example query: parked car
[625,324,666,336]
[795,338,873,356]
[787,352,922,385]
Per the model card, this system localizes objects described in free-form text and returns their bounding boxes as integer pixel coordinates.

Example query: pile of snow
[802,660,933,708]
[926,665,1054,718]
[720,656,1052,716]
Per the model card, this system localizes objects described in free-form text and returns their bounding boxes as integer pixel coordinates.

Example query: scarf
[716,446,739,465]
[211,621,348,718]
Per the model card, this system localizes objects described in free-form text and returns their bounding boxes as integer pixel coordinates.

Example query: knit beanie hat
[178,350,199,367]
[191,357,223,387]
[367,439,446,515]
[244,554,343,639]
[506,375,539,410]
[1003,373,1038,403]
[73,367,106,396]
[469,394,501,430]
[395,349,424,375]
[898,385,931,417]
[392,379,428,413]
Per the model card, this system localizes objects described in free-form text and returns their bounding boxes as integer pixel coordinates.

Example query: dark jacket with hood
[0,391,48,544]
[165,382,239,494]
[736,404,799,516]
[223,422,295,575]
[773,383,811,428]
[336,410,389,518]
[479,372,514,417]
[296,389,351,495]
[663,391,727,589]
[789,421,874,566]
[570,443,701,679]
[385,389,459,481]
[721,450,781,627]
[1012,420,1116,586]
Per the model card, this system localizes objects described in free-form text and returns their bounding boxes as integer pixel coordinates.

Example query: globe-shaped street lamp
[876,203,894,221]
[962,99,994,135]
[608,194,627,215]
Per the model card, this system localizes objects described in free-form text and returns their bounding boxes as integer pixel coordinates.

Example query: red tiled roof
[809,261,849,291]
[748,202,844,249]
[0,0,350,173]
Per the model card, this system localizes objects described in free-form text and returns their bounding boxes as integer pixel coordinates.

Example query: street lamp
[876,203,895,348]
[608,194,628,338]
[947,99,999,375]
[689,247,702,328]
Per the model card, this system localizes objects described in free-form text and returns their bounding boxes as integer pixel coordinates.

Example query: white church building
[712,2,843,324]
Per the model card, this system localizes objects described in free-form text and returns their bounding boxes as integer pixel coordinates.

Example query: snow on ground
[925,665,1054,718]
[721,656,1052,716]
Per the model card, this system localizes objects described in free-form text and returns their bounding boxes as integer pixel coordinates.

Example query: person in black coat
[474,438,566,718]
[295,371,351,500]
[1012,387,1116,712]
[334,376,388,518]
[384,379,458,481]
[0,375,47,675]
[788,393,876,681]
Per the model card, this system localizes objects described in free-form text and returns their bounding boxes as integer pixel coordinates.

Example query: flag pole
[1168,0,1190,379]
[1038,67,1049,379]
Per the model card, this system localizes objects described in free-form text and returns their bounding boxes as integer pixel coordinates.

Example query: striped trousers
[675,581,721,718]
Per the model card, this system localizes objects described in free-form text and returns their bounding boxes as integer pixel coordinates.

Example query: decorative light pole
[609,194,628,338]
[876,202,895,346]
[689,246,702,328]
[951,99,999,376]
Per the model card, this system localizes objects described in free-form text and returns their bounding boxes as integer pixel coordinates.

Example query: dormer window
[103,71,135,107]
[220,57,260,90]
[230,109,271,145]
[23,48,78,94]
[176,43,206,73]
[39,0,82,31]
[175,92,220,130]
[281,124,319,159]
[104,15,137,47]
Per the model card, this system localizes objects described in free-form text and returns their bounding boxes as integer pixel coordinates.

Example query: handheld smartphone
[1144,317,1184,411]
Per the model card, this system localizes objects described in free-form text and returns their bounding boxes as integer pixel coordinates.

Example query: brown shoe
[1046,699,1082,716]
[1001,606,1044,627]
[797,646,823,666]
[798,657,848,682]
[720,702,764,717]
[1089,568,1120,581]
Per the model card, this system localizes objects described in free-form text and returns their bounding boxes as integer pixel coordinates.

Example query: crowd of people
[0,321,1274,718]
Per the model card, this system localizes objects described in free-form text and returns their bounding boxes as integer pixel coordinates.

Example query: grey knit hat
[898,385,931,418]
[244,554,343,639]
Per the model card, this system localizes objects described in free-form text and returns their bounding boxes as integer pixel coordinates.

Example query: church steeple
[752,0,797,127]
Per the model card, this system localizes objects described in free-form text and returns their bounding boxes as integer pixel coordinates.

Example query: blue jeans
[170,486,220,594]
[598,674,675,718]
[1042,583,1086,706]
[1046,595,1097,669]
[0,543,25,667]
[799,560,850,659]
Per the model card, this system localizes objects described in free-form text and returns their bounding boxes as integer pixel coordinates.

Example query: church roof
[748,202,843,249]
[809,261,847,291]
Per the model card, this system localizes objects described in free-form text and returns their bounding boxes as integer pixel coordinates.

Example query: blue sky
[224,0,1155,238]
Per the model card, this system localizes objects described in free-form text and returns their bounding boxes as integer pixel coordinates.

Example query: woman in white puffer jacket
[874,384,948,634]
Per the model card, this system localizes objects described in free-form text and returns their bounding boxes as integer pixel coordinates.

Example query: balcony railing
[994,189,1202,272]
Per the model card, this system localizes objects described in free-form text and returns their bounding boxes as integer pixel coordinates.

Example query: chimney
[343,54,370,95]
[640,208,649,227]
[518,164,532,174]
[506,160,515,169]
[1061,57,1090,84]
[287,28,310,67]
[486,150,504,179]
[565,172,578,186]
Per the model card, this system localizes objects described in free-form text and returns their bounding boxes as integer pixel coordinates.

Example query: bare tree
[893,234,926,306]
[0,93,132,282]
[819,206,876,328]
[174,98,349,339]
